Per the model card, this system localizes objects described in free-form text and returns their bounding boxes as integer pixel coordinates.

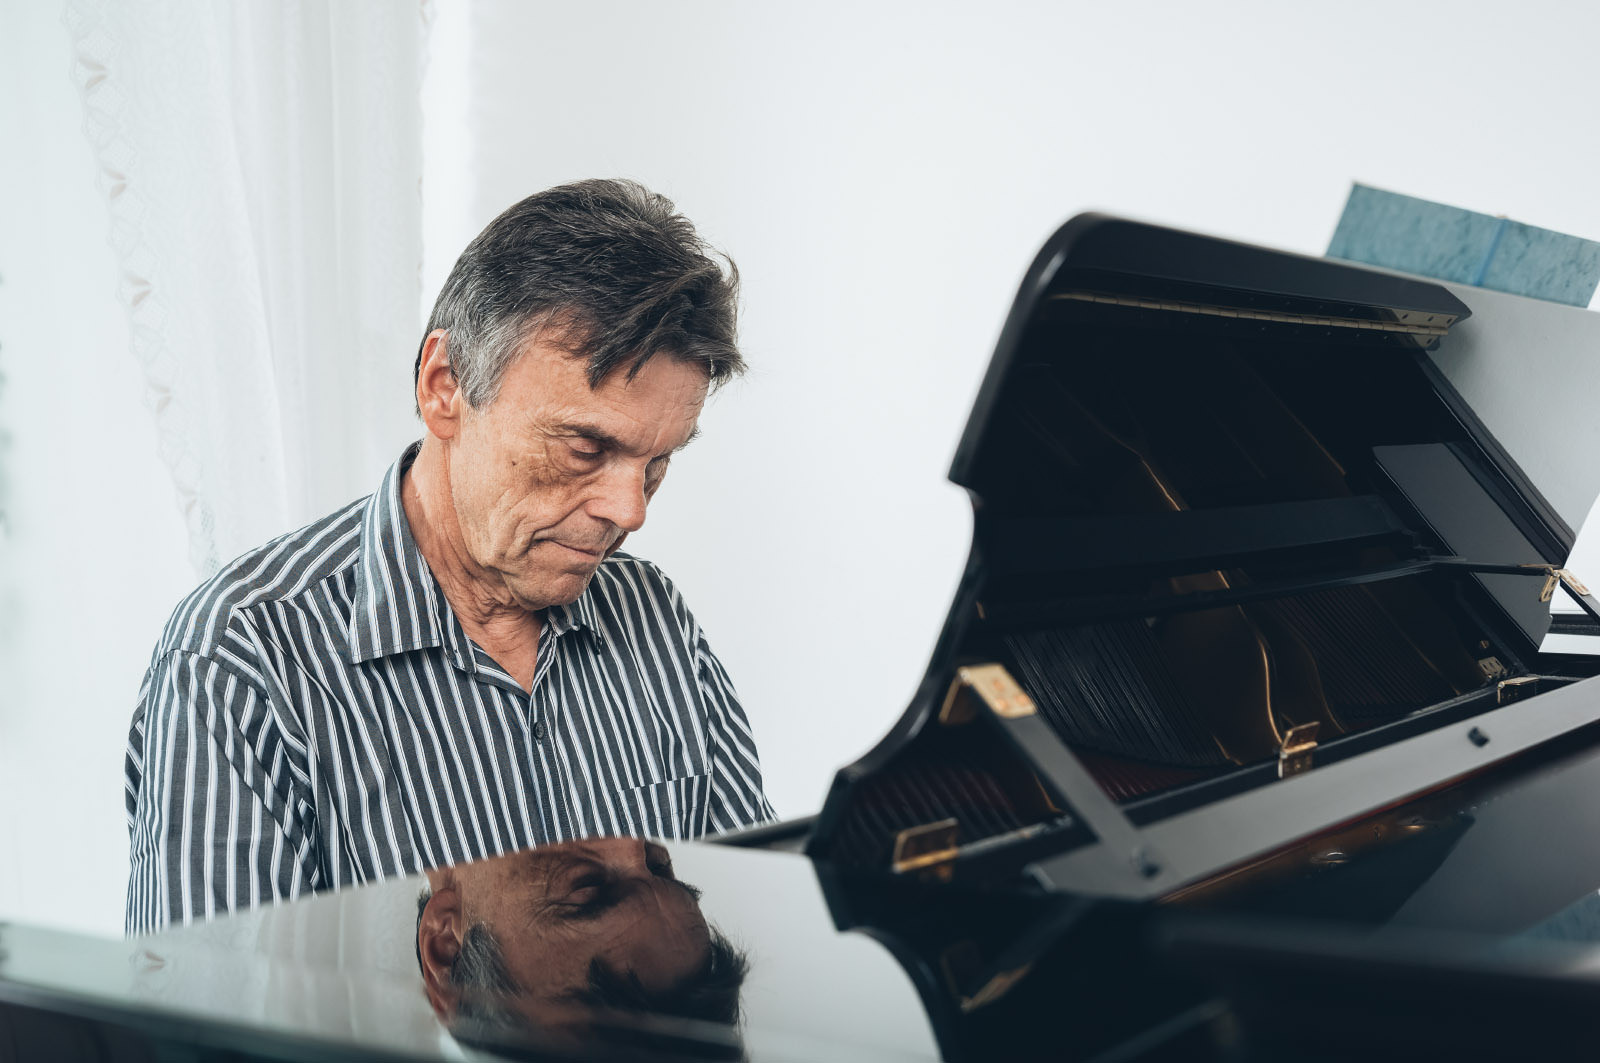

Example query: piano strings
[989,344,1490,800]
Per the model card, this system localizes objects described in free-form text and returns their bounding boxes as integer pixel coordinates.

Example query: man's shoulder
[593,550,673,588]
[153,496,371,660]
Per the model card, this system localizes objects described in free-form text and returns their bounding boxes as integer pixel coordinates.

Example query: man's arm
[694,632,777,835]
[126,650,318,935]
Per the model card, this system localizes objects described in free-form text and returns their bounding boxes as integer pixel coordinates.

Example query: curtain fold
[65,0,427,576]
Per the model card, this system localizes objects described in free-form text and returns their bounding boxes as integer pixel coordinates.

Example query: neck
[402,437,542,646]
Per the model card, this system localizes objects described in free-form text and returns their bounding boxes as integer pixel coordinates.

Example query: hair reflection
[416,838,748,1058]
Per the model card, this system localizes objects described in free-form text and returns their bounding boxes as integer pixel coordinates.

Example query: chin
[511,570,593,610]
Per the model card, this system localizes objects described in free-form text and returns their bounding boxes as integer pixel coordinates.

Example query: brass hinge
[892,818,960,878]
[1477,656,1509,682]
[1497,676,1539,706]
[1049,291,1455,338]
[1278,721,1320,779]
[938,663,1037,726]
[1522,564,1591,603]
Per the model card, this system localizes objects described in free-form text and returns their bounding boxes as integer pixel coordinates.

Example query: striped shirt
[125,444,774,934]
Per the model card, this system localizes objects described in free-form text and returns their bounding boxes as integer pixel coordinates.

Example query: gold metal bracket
[1278,721,1320,779]
[938,663,1037,725]
[892,818,960,877]
[1477,656,1509,682]
[1497,676,1539,706]
[940,941,1033,1013]
[1521,564,1591,603]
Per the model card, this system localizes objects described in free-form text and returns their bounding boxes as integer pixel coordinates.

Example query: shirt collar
[546,583,604,642]
[349,442,465,666]
[349,443,604,665]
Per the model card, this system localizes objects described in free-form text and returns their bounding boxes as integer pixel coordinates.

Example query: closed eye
[560,873,613,915]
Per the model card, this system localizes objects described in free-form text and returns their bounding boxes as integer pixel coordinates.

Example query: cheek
[453,473,529,556]
[496,484,594,553]
[458,441,599,548]
[448,463,492,537]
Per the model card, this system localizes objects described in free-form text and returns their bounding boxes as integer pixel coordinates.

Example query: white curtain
[65,0,428,576]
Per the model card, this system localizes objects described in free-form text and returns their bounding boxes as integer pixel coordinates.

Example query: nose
[587,837,653,871]
[584,838,672,884]
[588,463,649,533]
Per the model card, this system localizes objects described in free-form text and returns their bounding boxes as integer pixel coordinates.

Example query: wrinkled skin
[404,329,709,688]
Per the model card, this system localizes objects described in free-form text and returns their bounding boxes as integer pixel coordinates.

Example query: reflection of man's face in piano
[417,838,713,1030]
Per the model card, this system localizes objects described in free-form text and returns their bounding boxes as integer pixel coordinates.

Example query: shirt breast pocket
[619,772,711,840]
[613,701,709,791]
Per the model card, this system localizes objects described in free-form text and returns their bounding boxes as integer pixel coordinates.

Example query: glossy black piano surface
[1162,721,1600,1060]
[12,215,1600,1060]
[0,840,933,1061]
[14,731,1600,1061]
[0,836,1184,1062]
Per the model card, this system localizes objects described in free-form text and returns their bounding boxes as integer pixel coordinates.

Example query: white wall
[0,2,196,936]
[10,0,1600,938]
[449,0,1600,820]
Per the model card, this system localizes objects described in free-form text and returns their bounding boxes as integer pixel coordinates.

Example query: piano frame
[802,214,1600,901]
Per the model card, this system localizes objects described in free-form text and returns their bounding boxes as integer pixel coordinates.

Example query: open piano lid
[807,214,1600,901]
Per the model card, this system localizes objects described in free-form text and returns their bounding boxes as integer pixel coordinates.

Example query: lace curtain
[65,0,428,576]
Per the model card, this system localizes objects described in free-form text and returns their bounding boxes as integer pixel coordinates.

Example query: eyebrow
[552,422,701,456]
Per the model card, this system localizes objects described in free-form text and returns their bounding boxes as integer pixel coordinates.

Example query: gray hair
[415,887,750,1054]
[417,179,744,412]
[448,922,528,1045]
[414,889,525,1044]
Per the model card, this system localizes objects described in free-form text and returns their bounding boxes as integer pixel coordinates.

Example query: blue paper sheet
[1327,184,1600,308]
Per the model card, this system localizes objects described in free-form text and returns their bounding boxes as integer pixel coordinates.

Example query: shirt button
[533,721,547,742]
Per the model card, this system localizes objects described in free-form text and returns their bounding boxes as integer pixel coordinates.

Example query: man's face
[447,336,709,610]
[423,839,712,1025]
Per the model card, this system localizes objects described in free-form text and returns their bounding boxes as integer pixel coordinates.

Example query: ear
[416,329,465,441]
[418,882,465,1020]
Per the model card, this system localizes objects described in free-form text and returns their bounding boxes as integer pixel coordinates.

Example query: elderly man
[125,180,775,935]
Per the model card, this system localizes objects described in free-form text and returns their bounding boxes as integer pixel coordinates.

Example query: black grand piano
[11,216,1600,1061]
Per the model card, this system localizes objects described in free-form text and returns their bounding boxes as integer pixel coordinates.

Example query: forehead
[495,337,709,445]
